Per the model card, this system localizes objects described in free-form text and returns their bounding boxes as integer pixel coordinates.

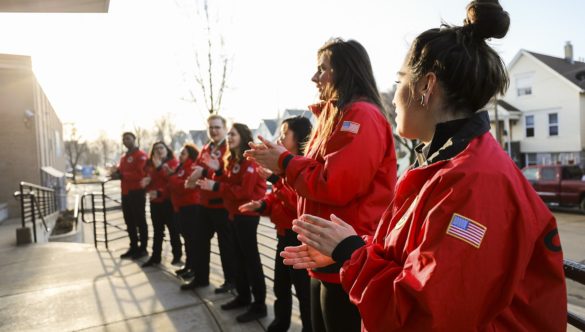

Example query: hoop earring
[420,94,426,107]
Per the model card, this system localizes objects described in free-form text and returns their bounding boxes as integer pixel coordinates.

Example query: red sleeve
[273,182,297,214]
[340,174,565,331]
[284,103,391,206]
[261,191,278,217]
[219,162,261,202]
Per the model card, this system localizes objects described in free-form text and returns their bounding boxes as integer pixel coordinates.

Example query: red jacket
[145,158,178,203]
[260,178,297,236]
[118,148,148,195]
[196,141,228,209]
[168,158,200,210]
[340,132,567,331]
[280,100,397,283]
[214,157,267,220]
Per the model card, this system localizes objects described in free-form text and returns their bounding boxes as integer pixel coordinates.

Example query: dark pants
[179,205,200,270]
[121,190,148,251]
[232,215,266,305]
[310,278,361,332]
[271,229,312,332]
[193,207,237,284]
[150,200,182,262]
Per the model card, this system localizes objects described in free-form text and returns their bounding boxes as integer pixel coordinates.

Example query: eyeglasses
[209,126,223,130]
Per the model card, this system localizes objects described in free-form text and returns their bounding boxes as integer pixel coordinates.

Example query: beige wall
[0,54,65,217]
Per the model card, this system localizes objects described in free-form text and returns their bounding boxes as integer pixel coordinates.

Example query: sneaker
[221,297,251,311]
[236,303,267,323]
[180,270,195,279]
[214,282,235,294]
[132,249,148,260]
[180,279,209,290]
[120,248,136,259]
[141,258,160,267]
[171,256,182,266]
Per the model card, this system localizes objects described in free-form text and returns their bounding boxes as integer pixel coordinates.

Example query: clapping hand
[243,136,287,174]
[196,178,216,191]
[238,201,262,213]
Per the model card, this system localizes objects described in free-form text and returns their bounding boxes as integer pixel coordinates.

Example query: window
[548,113,558,136]
[526,153,537,166]
[562,166,583,180]
[525,115,534,137]
[522,167,538,181]
[516,74,534,96]
[541,167,557,181]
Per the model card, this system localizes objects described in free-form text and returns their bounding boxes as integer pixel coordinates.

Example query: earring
[420,94,426,107]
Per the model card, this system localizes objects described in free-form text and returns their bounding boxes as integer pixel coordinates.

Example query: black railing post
[101,182,109,249]
[19,183,25,229]
[30,193,37,243]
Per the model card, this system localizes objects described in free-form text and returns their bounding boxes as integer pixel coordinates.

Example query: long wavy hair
[224,123,253,167]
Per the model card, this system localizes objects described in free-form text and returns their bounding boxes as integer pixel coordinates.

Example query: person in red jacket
[168,144,200,282]
[282,1,567,331]
[198,123,268,323]
[182,115,238,293]
[239,116,313,332]
[141,141,182,267]
[111,132,149,260]
[245,39,397,332]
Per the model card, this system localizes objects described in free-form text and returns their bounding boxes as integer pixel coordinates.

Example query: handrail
[19,181,55,193]
[565,259,585,330]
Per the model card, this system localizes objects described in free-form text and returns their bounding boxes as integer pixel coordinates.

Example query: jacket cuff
[278,151,294,172]
[331,235,366,264]
[267,174,280,184]
[215,168,223,177]
[257,200,267,213]
[212,182,220,192]
[202,168,208,177]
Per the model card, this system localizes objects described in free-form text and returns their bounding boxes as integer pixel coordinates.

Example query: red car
[522,164,585,212]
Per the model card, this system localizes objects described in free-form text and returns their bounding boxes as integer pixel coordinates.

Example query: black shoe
[180,270,195,279]
[180,279,209,290]
[141,258,160,267]
[175,267,187,275]
[171,256,182,266]
[236,303,267,323]
[267,319,289,332]
[132,249,148,260]
[214,282,235,294]
[120,248,137,259]
[221,297,251,311]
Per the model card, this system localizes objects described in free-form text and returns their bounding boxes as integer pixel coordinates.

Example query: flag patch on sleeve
[340,121,360,134]
[247,166,254,173]
[446,214,486,248]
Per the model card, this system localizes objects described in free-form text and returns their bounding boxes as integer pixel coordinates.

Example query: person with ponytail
[245,39,397,332]
[282,1,567,331]
[198,123,268,323]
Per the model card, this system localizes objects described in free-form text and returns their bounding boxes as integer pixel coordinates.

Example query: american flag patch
[446,214,486,248]
[247,166,254,173]
[340,121,360,134]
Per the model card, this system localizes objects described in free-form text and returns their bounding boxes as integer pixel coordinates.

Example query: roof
[262,119,277,135]
[497,99,521,113]
[527,51,585,90]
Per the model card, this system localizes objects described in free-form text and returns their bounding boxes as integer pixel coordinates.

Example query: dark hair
[148,141,174,166]
[406,0,510,113]
[281,116,313,155]
[226,123,253,165]
[320,38,383,111]
[122,132,136,140]
[182,143,199,161]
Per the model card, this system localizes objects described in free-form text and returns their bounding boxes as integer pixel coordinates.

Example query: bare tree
[64,124,88,182]
[95,132,117,167]
[381,87,417,165]
[153,114,177,143]
[133,125,153,152]
[177,0,230,115]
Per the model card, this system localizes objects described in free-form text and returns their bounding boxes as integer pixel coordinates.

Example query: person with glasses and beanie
[283,1,567,331]
[111,132,149,260]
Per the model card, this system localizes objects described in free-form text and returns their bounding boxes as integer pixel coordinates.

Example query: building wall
[504,53,582,153]
[0,54,65,217]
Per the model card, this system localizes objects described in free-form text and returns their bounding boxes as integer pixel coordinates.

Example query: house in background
[502,42,585,168]
[0,54,67,218]
[485,99,523,165]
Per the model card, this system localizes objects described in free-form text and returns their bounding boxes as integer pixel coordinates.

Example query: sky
[1,0,584,141]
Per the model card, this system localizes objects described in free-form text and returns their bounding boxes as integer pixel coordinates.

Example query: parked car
[521,165,585,212]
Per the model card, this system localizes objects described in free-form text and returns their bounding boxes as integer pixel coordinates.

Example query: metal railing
[565,259,585,330]
[13,182,57,243]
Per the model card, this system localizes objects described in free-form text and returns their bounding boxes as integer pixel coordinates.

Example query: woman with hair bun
[283,1,567,331]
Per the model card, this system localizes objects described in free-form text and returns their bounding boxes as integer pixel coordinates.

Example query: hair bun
[464,0,510,39]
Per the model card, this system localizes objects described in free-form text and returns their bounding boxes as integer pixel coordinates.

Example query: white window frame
[548,113,559,136]
[525,115,535,138]
[516,73,534,97]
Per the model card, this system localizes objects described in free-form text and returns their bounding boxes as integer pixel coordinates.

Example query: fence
[13,181,58,243]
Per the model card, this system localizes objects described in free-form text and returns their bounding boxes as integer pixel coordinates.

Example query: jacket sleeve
[340,173,563,331]
[283,105,390,206]
[218,163,261,202]
[261,191,277,217]
[274,182,297,215]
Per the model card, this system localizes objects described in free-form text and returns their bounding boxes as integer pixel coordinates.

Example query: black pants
[232,215,266,305]
[121,190,148,251]
[192,207,237,284]
[179,204,200,270]
[271,229,312,332]
[310,278,361,332]
[150,200,182,262]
